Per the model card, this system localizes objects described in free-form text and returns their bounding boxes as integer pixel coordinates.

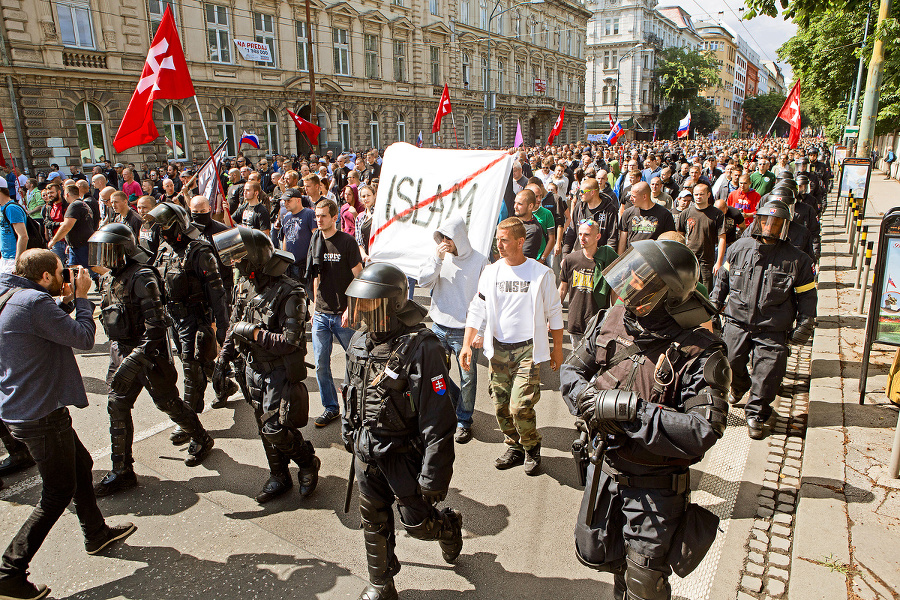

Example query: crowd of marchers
[0,136,825,600]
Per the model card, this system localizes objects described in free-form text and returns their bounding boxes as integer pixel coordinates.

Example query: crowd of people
[0,136,828,600]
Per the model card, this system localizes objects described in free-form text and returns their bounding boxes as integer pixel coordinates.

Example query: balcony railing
[62,50,107,69]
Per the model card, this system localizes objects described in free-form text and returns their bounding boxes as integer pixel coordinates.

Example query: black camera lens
[62,269,71,283]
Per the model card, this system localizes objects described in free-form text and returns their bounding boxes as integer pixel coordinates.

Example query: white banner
[368,143,514,278]
[234,39,272,62]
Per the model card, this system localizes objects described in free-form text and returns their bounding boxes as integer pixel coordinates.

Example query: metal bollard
[856,241,873,289]
[846,197,855,233]
[889,410,900,479]
[852,226,869,271]
[849,208,860,249]
[858,246,875,314]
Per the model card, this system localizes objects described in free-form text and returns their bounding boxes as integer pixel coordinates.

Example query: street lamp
[486,0,544,145]
[615,43,643,123]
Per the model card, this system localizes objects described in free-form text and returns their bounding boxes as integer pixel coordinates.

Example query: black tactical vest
[235,277,303,365]
[156,240,206,319]
[99,262,157,344]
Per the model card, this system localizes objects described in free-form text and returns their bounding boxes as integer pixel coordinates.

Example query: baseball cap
[282,188,304,200]
[677,189,692,198]
[114,162,124,168]
[0,177,8,189]
[48,171,61,180]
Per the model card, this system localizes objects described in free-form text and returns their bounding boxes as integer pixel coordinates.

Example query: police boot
[212,379,239,409]
[94,419,137,497]
[360,494,401,598]
[297,455,321,498]
[403,508,464,563]
[0,424,35,476]
[185,430,215,467]
[358,581,398,600]
[170,427,191,446]
[256,440,292,504]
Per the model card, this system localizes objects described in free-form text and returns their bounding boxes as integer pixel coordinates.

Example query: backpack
[2,201,44,250]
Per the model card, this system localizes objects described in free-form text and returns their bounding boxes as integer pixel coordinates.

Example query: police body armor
[344,325,437,452]
[580,304,726,471]
[99,262,165,346]
[157,240,210,322]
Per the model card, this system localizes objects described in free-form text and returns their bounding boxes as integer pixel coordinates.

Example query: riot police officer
[342,263,462,600]
[560,239,730,600]
[148,202,230,444]
[795,173,822,216]
[211,226,320,503]
[712,201,817,439]
[89,223,215,497]
[763,185,820,263]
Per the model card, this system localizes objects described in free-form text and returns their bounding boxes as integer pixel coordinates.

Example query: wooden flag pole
[1,130,20,198]
[193,95,232,225]
[451,111,459,149]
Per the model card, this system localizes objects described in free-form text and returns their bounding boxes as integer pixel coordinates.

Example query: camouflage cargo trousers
[489,342,542,452]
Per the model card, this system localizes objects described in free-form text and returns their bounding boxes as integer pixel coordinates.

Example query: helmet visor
[602,248,668,316]
[88,241,126,269]
[751,215,789,242]
[348,296,391,332]
[212,228,247,266]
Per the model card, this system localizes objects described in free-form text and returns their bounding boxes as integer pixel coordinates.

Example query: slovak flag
[889,276,897,289]
[416,130,424,148]
[239,131,260,148]
[607,120,624,146]
[677,111,691,139]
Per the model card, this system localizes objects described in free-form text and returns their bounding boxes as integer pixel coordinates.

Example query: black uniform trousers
[107,341,202,466]
[356,451,434,528]
[243,364,314,468]
[723,322,789,421]
[172,313,216,413]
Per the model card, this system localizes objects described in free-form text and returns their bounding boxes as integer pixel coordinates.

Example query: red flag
[113,7,195,153]
[432,84,452,134]
[776,81,801,149]
[548,108,565,145]
[287,109,322,146]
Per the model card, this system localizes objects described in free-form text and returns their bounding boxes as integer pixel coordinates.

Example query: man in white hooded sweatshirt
[461,217,564,476]
[418,216,489,444]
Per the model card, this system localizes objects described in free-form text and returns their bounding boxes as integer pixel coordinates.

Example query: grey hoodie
[418,216,488,329]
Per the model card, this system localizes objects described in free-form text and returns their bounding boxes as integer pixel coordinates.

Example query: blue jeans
[50,240,66,266]
[0,408,107,577]
[311,311,355,413]
[431,323,479,428]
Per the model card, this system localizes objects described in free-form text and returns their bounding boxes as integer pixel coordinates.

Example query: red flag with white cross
[113,6,195,152]
[432,84,453,134]
[777,81,801,149]
[547,108,565,145]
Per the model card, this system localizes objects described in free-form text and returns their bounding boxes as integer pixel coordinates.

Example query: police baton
[344,452,355,514]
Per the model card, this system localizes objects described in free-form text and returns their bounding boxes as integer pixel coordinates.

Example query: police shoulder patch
[431,375,447,395]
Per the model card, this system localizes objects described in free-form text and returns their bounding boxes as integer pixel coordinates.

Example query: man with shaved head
[617,181,676,255]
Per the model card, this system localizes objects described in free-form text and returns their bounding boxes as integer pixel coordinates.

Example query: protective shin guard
[183,361,207,414]
[359,494,400,586]
[403,508,464,563]
[261,423,312,464]
[625,555,671,600]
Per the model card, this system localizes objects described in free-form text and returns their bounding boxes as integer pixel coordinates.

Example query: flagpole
[450,112,459,150]
[193,95,232,226]
[1,131,19,197]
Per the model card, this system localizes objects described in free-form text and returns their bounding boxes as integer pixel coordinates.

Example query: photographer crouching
[0,249,135,600]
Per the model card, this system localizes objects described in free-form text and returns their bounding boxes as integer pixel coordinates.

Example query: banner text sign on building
[234,39,272,63]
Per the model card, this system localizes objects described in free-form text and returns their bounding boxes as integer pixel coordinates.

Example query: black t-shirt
[540,192,565,228]
[234,202,271,231]
[618,203,676,250]
[139,222,161,260]
[115,209,144,240]
[676,203,725,264]
[560,251,598,336]
[315,231,362,314]
[721,206,745,245]
[83,196,101,231]
[63,200,95,247]
[521,218,545,259]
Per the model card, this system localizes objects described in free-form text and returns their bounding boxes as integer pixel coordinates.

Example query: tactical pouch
[666,503,720,577]
[281,381,310,428]
[100,304,131,340]
[195,327,218,363]
[283,351,307,383]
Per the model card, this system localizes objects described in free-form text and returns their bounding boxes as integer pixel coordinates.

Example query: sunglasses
[578,219,598,227]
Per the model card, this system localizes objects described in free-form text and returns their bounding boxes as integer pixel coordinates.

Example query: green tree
[655,47,722,104]
[742,92,788,134]
[658,98,722,138]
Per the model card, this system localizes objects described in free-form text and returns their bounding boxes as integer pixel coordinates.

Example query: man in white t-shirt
[461,217,563,476]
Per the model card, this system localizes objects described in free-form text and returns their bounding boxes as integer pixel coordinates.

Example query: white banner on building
[368,143,514,277]
[234,39,272,62]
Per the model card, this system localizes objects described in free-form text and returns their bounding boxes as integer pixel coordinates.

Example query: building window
[370,112,379,149]
[148,0,176,39]
[74,101,106,164]
[557,76,562,100]
[205,4,230,63]
[430,46,440,85]
[481,115,488,144]
[479,0,488,29]
[393,40,407,82]
[365,34,379,78]
[296,21,315,72]
[463,116,471,146]
[217,106,236,156]
[253,12,276,67]
[497,118,503,146]
[460,0,469,25]
[333,27,350,76]
[481,57,488,91]
[497,60,504,94]
[529,19,536,43]
[462,53,470,89]
[396,113,406,143]
[515,63,521,95]
[567,80,571,102]
[514,12,521,39]
[603,50,610,70]
[263,107,278,154]
[57,1,95,48]
[604,17,619,35]
[567,31,572,55]
[392,0,403,6]
[495,11,503,35]
[430,0,439,15]
[338,111,350,150]
[162,104,187,161]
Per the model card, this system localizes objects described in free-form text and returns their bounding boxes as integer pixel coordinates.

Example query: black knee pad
[107,400,133,422]
[359,493,392,531]
[625,555,670,600]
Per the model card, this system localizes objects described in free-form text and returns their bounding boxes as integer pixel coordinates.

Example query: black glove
[417,484,447,505]
[341,429,354,454]
[111,350,153,395]
[212,359,228,395]
[232,321,259,344]
[576,388,640,437]
[790,317,815,345]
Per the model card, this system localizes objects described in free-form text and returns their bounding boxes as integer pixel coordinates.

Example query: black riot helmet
[768,184,796,205]
[146,202,198,245]
[751,201,791,243]
[212,225,291,278]
[88,222,150,270]
[775,169,795,183]
[345,262,427,333]
[774,177,798,198]
[602,239,714,328]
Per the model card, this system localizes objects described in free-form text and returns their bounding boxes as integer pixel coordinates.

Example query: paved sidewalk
[790,172,900,600]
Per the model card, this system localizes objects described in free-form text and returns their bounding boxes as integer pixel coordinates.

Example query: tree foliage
[658,98,722,138]
[655,47,722,104]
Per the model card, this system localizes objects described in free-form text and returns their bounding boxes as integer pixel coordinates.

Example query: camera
[62,267,80,284]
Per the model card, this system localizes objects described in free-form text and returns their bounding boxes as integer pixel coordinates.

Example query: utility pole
[857,0,892,158]
[849,2,871,128]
